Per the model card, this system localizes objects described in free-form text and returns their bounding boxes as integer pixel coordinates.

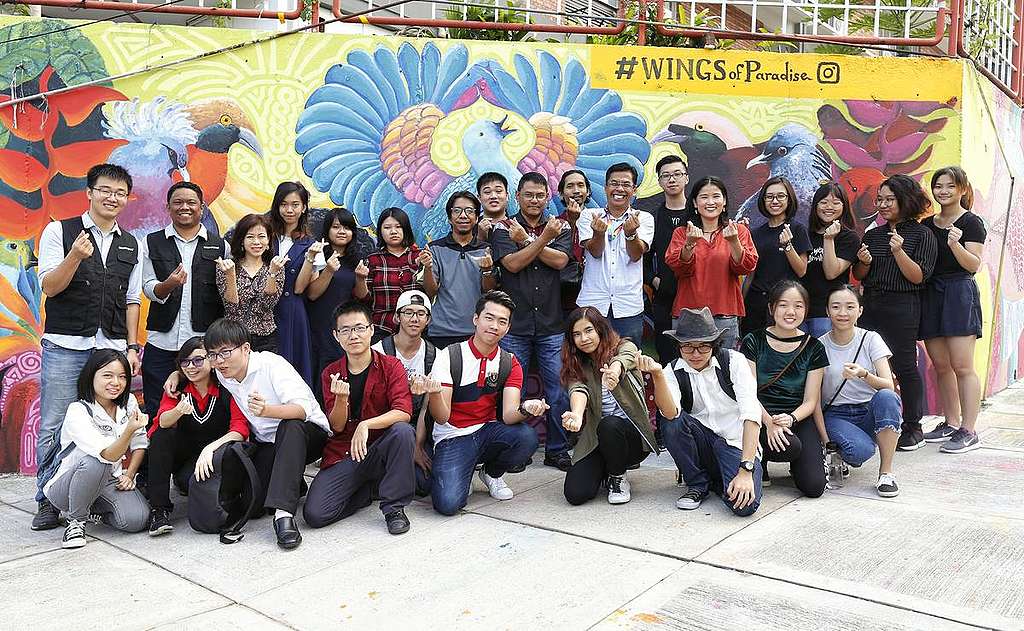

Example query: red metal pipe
[18,0,304,19]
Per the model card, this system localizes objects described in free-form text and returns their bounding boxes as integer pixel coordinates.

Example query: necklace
[185,392,218,424]
[765,328,805,342]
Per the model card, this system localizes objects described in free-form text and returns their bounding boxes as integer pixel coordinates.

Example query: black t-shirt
[749,222,812,292]
[741,330,830,415]
[922,212,987,276]
[644,203,689,305]
[804,228,860,318]
[347,365,369,421]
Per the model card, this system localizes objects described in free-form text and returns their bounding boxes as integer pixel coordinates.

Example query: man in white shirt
[202,318,331,549]
[576,162,655,343]
[32,163,144,532]
[659,307,763,516]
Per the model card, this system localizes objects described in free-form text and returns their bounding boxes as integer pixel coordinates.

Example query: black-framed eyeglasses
[680,343,714,354]
[336,324,372,338]
[400,309,429,320]
[179,356,208,369]
[207,346,242,362]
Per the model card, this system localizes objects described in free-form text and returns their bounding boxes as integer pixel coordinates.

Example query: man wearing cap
[659,307,764,516]
[372,289,437,496]
[421,191,497,350]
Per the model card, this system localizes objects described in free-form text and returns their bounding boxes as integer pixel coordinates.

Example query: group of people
[28,157,986,551]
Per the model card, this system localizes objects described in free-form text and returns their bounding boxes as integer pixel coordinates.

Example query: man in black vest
[32,163,143,531]
[659,307,763,516]
[140,182,226,421]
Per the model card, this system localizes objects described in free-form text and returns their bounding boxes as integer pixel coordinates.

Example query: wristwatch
[127,344,142,353]
[739,460,756,473]
[518,403,531,417]
[624,232,638,241]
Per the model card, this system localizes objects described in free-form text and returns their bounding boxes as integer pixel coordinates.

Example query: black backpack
[448,344,513,421]
[674,349,736,414]
[187,442,262,544]
[380,336,436,425]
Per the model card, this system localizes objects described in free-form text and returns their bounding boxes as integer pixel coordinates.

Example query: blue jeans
[499,333,569,455]
[803,317,831,338]
[661,411,762,516]
[824,390,902,466]
[608,311,644,345]
[36,339,94,502]
[431,422,539,516]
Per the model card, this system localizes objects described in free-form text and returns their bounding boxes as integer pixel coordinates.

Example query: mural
[0,15,1020,474]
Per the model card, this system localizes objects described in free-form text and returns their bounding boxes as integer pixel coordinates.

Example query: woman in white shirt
[44,350,150,548]
[815,285,902,498]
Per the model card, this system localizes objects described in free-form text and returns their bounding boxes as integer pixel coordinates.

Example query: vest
[145,230,225,333]
[674,350,736,414]
[44,217,138,339]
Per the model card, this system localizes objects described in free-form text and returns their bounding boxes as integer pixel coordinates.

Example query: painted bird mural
[295,42,650,241]
[104,96,263,236]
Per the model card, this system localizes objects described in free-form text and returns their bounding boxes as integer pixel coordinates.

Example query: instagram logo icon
[816,61,841,84]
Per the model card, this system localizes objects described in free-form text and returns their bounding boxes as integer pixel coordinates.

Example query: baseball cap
[396,289,431,313]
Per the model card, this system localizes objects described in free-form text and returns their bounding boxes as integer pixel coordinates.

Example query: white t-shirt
[372,338,426,379]
[819,328,892,407]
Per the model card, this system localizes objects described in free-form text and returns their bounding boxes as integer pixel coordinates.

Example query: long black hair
[174,336,217,392]
[318,207,361,268]
[77,349,132,409]
[809,182,857,233]
[269,181,311,240]
[375,207,414,250]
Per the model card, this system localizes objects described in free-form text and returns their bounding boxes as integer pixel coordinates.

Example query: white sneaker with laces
[478,470,514,500]
[62,519,87,549]
[607,475,631,504]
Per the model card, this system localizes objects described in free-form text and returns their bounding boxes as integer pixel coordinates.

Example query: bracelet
[786,412,797,424]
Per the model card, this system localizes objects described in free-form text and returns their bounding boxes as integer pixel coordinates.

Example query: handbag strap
[822,331,868,412]
[758,335,811,393]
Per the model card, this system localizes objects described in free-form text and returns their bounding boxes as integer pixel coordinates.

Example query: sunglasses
[179,356,208,369]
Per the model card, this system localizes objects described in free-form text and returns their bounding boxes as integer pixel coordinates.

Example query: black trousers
[142,344,179,421]
[250,333,278,353]
[861,290,923,427]
[759,419,825,498]
[146,426,199,510]
[563,415,647,506]
[223,419,328,515]
[303,422,416,527]
[741,288,770,338]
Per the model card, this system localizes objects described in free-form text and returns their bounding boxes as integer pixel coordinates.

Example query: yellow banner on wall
[590,45,962,103]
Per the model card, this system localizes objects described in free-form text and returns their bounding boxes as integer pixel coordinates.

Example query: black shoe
[274,516,302,549]
[506,457,533,474]
[896,424,925,451]
[543,451,572,472]
[384,508,411,535]
[31,499,61,531]
[148,508,173,537]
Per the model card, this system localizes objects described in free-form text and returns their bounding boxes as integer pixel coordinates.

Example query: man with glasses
[659,307,763,516]
[576,163,655,343]
[305,301,415,535]
[140,182,228,422]
[421,191,497,350]
[194,318,330,549]
[491,172,574,471]
[31,163,144,531]
[373,290,437,496]
[645,156,690,364]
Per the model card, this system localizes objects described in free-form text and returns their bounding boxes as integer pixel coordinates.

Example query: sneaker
[384,508,410,535]
[940,428,981,454]
[675,489,706,510]
[148,508,173,537]
[506,457,532,474]
[876,473,900,498]
[841,462,851,479]
[923,421,957,443]
[31,499,61,531]
[62,519,87,549]
[478,470,514,501]
[896,425,925,451]
[543,451,572,472]
[607,475,631,504]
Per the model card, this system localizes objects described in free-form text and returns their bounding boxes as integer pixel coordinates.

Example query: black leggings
[861,290,923,427]
[146,426,203,510]
[564,415,647,505]
[759,419,825,498]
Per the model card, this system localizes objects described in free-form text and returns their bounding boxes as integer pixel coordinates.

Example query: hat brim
[661,328,727,344]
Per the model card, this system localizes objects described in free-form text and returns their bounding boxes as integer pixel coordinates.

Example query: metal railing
[958,0,1022,96]
[5,0,307,19]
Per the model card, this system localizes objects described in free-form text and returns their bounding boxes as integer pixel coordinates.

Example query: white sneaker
[607,475,631,504]
[62,519,87,549]
[876,473,900,498]
[478,470,514,500]
[675,489,705,510]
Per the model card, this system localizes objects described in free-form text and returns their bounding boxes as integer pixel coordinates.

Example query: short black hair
[827,283,863,307]
[685,176,730,229]
[174,336,217,389]
[557,169,591,197]
[605,162,638,186]
[756,176,799,220]
[881,174,932,221]
[475,289,515,316]
[229,213,274,263]
[87,163,133,192]
[77,349,132,409]
[375,207,414,250]
[517,171,548,192]
[446,191,481,217]
[204,318,250,350]
[476,172,508,193]
[655,155,686,174]
[166,181,204,204]
[332,300,373,328]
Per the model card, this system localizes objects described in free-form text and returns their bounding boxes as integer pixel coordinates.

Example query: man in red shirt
[303,301,415,535]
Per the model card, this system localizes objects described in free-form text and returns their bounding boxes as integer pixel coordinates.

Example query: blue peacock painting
[294,41,651,241]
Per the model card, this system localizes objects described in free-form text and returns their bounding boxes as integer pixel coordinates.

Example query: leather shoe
[273,516,302,549]
[384,508,410,535]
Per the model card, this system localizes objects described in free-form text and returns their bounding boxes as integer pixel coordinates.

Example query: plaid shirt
[364,246,421,335]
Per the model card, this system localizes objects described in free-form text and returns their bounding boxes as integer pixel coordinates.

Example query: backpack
[381,336,436,426]
[187,441,262,544]
[448,344,513,422]
[674,349,737,414]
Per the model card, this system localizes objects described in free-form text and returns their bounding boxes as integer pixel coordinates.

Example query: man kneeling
[660,308,763,516]
[304,301,415,535]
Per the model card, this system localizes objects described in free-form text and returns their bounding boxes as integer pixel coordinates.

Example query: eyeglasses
[520,192,547,202]
[400,309,429,320]
[450,207,477,217]
[170,199,201,208]
[607,180,635,189]
[90,186,129,200]
[876,196,897,206]
[680,343,714,354]
[179,356,208,369]
[764,193,789,202]
[659,171,687,181]
[207,346,242,362]
[336,324,371,338]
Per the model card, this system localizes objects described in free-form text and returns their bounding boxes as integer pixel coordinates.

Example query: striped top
[861,220,937,293]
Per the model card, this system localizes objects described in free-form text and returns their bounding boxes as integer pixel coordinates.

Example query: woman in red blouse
[354,207,423,342]
[665,176,758,350]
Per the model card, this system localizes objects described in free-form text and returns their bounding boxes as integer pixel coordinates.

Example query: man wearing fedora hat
[659,307,763,516]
